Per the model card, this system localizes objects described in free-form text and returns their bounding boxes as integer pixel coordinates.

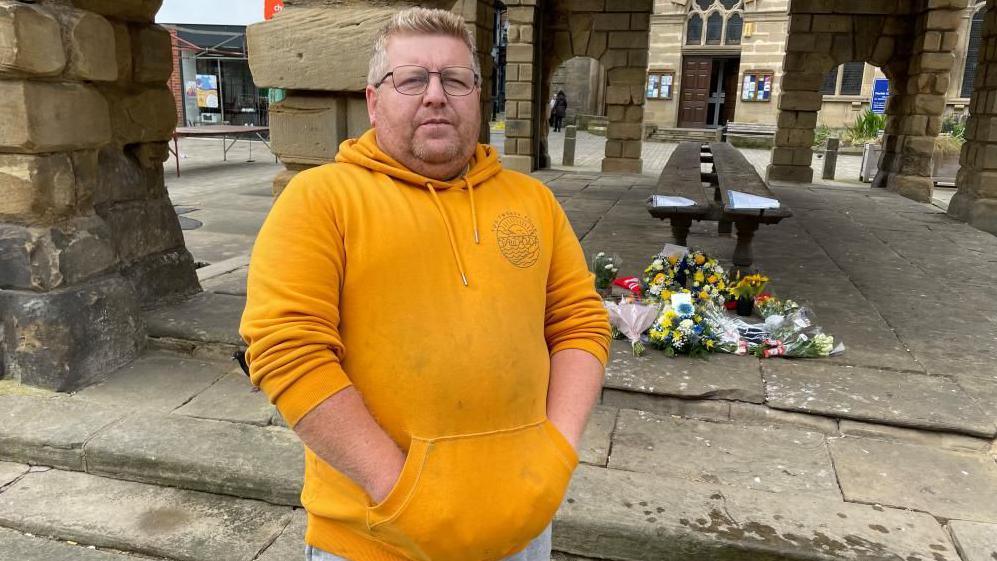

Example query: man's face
[366,33,481,180]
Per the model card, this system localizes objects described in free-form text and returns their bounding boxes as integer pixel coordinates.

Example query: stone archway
[500,0,652,174]
[538,55,606,169]
[1,0,199,390]
[768,1,968,204]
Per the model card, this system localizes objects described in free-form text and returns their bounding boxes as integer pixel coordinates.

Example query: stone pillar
[456,0,497,145]
[600,4,650,174]
[1,0,196,391]
[873,1,967,202]
[501,2,537,173]
[766,43,823,183]
[949,0,997,234]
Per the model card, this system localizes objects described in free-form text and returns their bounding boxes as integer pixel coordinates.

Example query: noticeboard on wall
[646,71,675,100]
[741,72,773,102]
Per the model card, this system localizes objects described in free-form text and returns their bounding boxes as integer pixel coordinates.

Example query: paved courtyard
[1,133,995,561]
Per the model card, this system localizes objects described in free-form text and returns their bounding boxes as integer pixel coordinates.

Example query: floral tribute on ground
[593,245,845,359]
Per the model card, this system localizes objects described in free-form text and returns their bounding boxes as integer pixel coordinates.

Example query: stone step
[649,127,720,143]
[3,390,993,561]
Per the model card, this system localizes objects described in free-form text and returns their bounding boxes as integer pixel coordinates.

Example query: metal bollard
[562,125,576,167]
[822,137,839,180]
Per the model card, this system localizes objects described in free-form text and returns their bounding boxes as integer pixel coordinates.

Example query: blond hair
[367,7,480,86]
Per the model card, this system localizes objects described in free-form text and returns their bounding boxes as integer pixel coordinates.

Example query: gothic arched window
[685,0,744,47]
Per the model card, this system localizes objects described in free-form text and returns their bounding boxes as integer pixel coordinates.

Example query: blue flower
[676,303,694,317]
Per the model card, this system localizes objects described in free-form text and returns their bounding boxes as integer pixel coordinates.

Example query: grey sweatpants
[304,524,552,561]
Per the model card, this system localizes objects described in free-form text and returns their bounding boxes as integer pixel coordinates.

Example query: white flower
[679,319,694,330]
[604,264,615,270]
[597,252,605,257]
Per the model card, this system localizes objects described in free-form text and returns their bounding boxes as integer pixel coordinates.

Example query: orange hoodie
[240,129,611,561]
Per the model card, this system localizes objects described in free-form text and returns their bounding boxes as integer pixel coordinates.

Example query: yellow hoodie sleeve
[543,197,612,365]
[239,172,352,427]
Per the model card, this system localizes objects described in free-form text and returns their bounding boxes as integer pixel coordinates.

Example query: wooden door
[678,56,711,128]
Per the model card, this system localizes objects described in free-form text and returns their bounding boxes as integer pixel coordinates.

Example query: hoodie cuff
[550,339,610,367]
[270,364,353,428]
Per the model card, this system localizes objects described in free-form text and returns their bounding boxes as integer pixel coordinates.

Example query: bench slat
[709,143,792,220]
[649,142,713,214]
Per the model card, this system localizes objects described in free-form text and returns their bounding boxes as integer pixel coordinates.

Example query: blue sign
[871,78,889,114]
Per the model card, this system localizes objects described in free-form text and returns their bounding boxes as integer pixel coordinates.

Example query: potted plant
[730,273,769,317]
[591,252,621,299]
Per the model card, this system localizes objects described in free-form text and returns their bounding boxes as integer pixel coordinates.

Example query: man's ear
[365,85,378,126]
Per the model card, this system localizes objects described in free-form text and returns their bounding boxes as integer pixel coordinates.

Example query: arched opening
[541,56,607,171]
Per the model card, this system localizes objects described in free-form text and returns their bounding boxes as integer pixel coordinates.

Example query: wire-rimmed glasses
[375,65,479,96]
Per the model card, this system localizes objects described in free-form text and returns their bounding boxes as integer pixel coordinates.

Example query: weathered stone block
[586,31,607,59]
[92,146,164,207]
[606,66,645,85]
[924,8,963,31]
[131,24,172,83]
[63,9,118,81]
[968,198,997,234]
[604,139,622,158]
[606,122,642,140]
[270,94,347,165]
[888,173,933,202]
[607,31,647,50]
[629,13,649,31]
[100,85,176,145]
[0,81,111,153]
[506,42,533,63]
[592,13,629,31]
[516,138,532,154]
[0,274,144,391]
[0,153,77,221]
[0,2,65,76]
[778,90,822,112]
[111,22,132,81]
[624,105,643,122]
[70,0,163,23]
[605,85,632,105]
[505,80,533,101]
[517,100,533,119]
[920,51,954,70]
[766,163,813,183]
[248,8,399,91]
[0,216,117,291]
[621,140,641,159]
[121,247,200,307]
[98,196,185,264]
[600,157,641,173]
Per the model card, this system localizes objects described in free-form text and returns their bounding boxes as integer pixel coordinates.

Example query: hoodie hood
[335,129,504,287]
[335,129,502,190]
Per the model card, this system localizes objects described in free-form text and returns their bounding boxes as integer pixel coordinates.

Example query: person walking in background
[552,90,568,132]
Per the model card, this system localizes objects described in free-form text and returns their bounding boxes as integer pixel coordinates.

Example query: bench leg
[670,217,693,246]
[718,218,733,237]
[732,220,759,270]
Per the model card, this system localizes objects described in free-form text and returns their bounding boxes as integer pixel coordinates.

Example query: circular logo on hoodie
[493,212,540,268]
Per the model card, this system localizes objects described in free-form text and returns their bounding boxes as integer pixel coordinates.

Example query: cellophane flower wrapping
[604,298,660,356]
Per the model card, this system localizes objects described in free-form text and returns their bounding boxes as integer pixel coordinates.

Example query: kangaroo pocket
[365,419,578,561]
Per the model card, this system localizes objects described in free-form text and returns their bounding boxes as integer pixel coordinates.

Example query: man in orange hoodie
[240,7,611,561]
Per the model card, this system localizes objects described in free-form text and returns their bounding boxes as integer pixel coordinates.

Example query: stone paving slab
[85,412,303,506]
[257,509,307,561]
[200,266,248,296]
[838,420,992,453]
[601,389,732,422]
[729,402,839,434]
[609,409,839,497]
[0,469,290,561]
[74,352,228,413]
[763,361,996,438]
[0,461,28,487]
[830,437,997,523]
[578,405,617,468]
[954,375,997,430]
[145,291,245,345]
[0,528,147,561]
[948,520,997,561]
[174,371,274,426]
[0,396,126,470]
[605,340,764,403]
[556,464,960,561]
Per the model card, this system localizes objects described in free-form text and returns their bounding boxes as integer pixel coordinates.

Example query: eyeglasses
[375,65,479,96]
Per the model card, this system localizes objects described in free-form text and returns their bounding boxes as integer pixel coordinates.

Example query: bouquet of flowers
[641,254,679,304]
[604,298,660,356]
[591,252,621,293]
[647,301,720,358]
[756,294,800,318]
[753,332,838,358]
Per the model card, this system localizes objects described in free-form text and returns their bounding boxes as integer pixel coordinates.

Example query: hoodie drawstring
[426,183,470,287]
[465,176,480,245]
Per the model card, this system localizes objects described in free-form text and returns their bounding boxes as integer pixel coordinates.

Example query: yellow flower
[705,339,715,349]
[699,291,709,301]
[667,255,678,265]
[694,254,706,265]
[694,271,705,283]
[653,273,665,284]
[661,289,672,300]
[707,274,718,284]
[665,310,677,320]
[694,315,703,323]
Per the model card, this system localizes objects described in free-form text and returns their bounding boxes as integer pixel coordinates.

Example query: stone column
[948,0,997,233]
[873,1,967,202]
[501,2,537,173]
[1,0,196,391]
[600,4,650,174]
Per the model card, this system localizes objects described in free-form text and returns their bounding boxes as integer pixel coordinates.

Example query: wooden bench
[722,122,777,148]
[647,141,792,269]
